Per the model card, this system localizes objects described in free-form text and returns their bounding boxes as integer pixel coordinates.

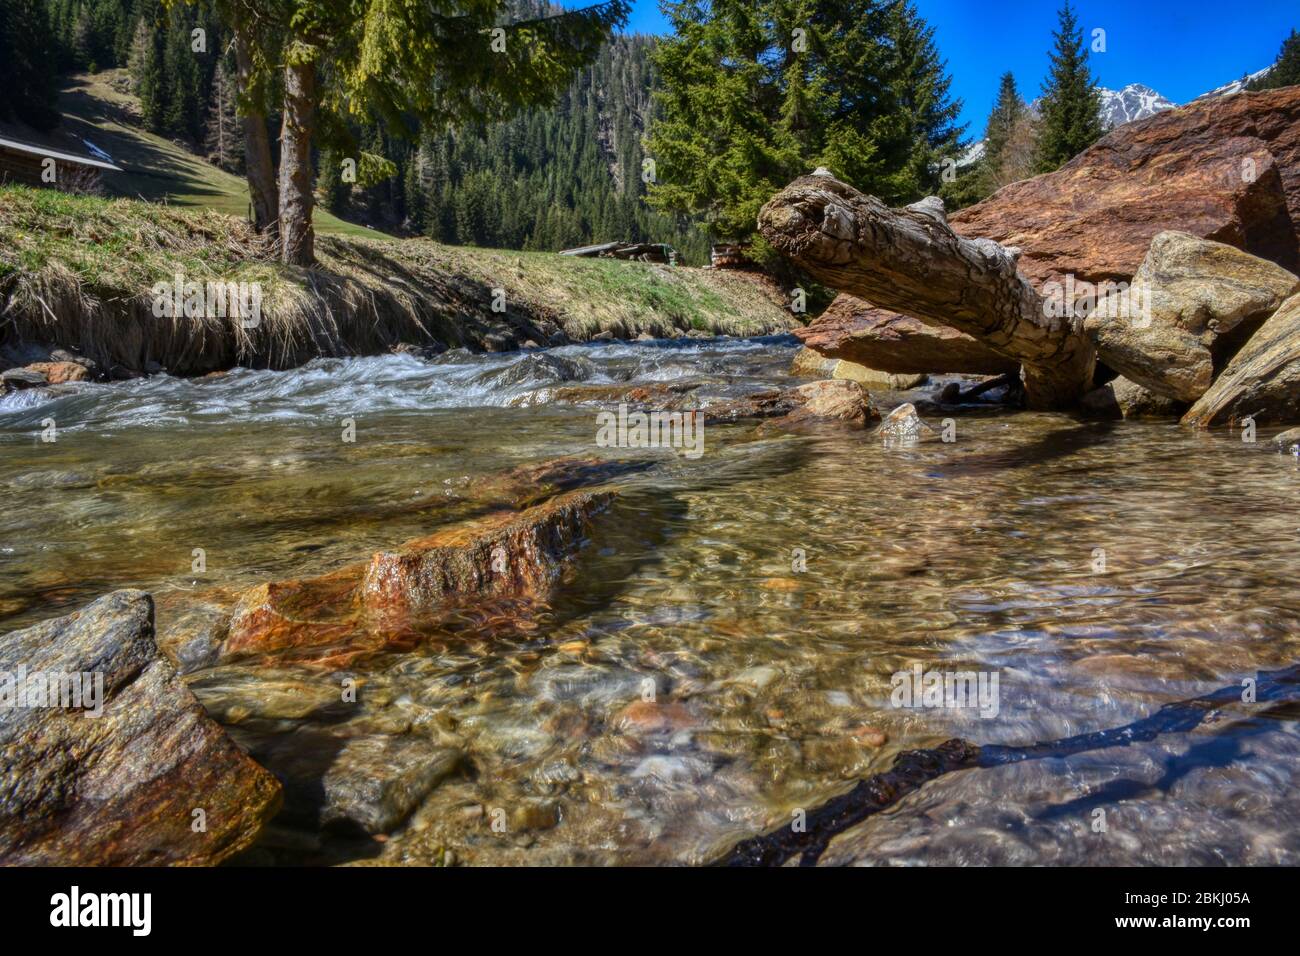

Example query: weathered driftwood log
[758,173,1096,409]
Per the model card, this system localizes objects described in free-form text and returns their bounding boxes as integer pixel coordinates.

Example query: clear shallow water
[2,337,1299,865]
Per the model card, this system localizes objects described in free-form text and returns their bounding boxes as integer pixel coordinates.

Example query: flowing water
[3,337,1299,866]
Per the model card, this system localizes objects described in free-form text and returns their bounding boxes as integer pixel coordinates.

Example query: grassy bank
[0,187,799,376]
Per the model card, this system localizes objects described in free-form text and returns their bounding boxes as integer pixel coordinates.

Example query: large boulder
[1182,291,1300,427]
[809,87,1300,381]
[1085,232,1299,401]
[795,294,1019,376]
[950,86,1300,285]
[0,591,282,865]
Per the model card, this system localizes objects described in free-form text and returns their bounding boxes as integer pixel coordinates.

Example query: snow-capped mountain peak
[1097,83,1176,128]
[1192,66,1273,102]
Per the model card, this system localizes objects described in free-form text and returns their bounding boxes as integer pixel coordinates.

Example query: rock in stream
[0,590,282,865]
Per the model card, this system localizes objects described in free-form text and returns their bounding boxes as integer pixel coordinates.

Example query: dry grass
[0,187,799,375]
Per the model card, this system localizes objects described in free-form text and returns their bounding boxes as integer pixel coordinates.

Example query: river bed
[2,337,1299,865]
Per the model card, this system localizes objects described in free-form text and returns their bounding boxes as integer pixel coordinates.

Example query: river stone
[1,368,48,390]
[249,730,460,834]
[832,359,928,390]
[782,379,879,428]
[1275,427,1300,449]
[876,403,937,443]
[1182,292,1300,427]
[186,667,353,724]
[362,488,618,611]
[789,346,837,377]
[0,590,282,865]
[219,489,618,664]
[467,456,654,509]
[1080,376,1185,420]
[24,361,91,385]
[705,380,879,429]
[1085,232,1300,401]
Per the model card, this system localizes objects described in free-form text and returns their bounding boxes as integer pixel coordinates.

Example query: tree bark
[232,27,277,238]
[758,174,1096,409]
[277,54,317,267]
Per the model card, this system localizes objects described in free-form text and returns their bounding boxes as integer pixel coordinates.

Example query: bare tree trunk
[758,173,1096,409]
[232,27,277,238]
[277,55,316,267]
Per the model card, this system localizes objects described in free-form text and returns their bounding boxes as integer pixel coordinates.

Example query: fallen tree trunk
[758,174,1096,409]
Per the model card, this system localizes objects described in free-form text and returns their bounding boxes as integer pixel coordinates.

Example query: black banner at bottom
[0,865,1279,942]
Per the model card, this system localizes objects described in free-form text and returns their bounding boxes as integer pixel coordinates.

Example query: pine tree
[136,13,167,131]
[1249,28,1300,90]
[126,14,151,89]
[204,58,243,171]
[880,0,966,202]
[0,0,60,130]
[646,0,963,244]
[195,0,629,265]
[1034,2,1103,172]
[983,73,1024,176]
[315,148,350,214]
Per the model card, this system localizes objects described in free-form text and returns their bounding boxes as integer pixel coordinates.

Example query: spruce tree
[646,0,963,244]
[1034,2,1103,172]
[0,0,60,130]
[880,0,966,202]
[204,58,243,171]
[983,73,1024,176]
[1249,29,1300,90]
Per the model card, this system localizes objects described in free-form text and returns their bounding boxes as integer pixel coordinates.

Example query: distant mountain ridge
[959,70,1273,168]
[1191,66,1274,101]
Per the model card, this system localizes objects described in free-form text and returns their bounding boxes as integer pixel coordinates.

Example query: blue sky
[620,1,1297,135]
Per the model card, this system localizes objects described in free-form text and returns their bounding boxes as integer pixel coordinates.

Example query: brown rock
[362,489,617,613]
[1084,232,1299,401]
[789,346,837,377]
[950,87,1300,284]
[783,379,879,428]
[796,294,1019,375]
[1182,291,1300,427]
[24,362,90,385]
[615,700,696,735]
[706,379,879,429]
[468,457,652,509]
[0,590,282,865]
[1080,376,1186,420]
[832,359,928,390]
[220,490,618,664]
